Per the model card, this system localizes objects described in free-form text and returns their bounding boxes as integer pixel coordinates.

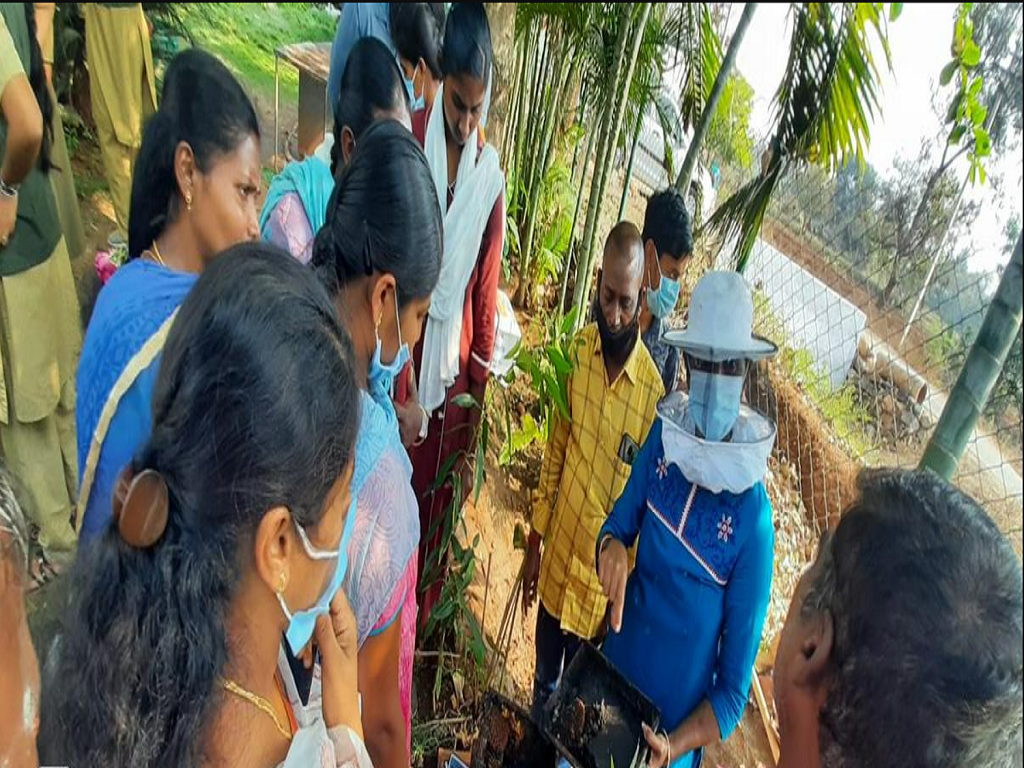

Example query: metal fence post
[920,234,1024,480]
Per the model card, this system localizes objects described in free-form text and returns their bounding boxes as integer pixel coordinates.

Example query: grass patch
[180,3,337,104]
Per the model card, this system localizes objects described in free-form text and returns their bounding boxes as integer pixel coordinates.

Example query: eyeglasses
[684,354,748,377]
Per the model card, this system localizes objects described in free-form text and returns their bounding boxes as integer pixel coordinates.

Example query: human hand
[316,591,362,736]
[0,193,17,249]
[522,530,542,615]
[394,400,421,448]
[641,723,671,768]
[597,537,628,633]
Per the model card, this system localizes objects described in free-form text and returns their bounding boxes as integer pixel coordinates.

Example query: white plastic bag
[490,289,522,382]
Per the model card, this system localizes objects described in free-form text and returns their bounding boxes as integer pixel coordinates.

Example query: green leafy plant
[939,3,991,184]
[418,394,489,675]
[706,2,898,271]
[501,308,582,466]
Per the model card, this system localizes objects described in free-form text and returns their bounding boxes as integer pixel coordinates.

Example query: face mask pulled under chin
[276,494,356,656]
[593,278,640,367]
[367,289,410,408]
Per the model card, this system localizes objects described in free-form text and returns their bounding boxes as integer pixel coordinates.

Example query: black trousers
[531,603,586,720]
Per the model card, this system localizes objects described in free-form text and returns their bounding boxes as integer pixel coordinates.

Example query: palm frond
[706,1,894,271]
[679,4,723,131]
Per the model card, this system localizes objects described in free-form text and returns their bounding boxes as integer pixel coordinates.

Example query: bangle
[0,178,18,198]
[413,404,430,446]
[662,730,672,766]
[598,533,614,555]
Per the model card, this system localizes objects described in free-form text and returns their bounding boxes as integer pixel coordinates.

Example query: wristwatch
[414,405,430,446]
[0,177,19,198]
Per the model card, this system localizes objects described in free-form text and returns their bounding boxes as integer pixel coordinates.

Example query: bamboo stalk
[618,107,645,220]
[575,3,653,320]
[921,234,1023,479]
[571,3,635,320]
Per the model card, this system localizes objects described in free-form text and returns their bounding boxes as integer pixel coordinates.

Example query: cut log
[871,345,929,404]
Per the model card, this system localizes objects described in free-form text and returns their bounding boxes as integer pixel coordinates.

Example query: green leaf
[973,126,991,157]
[546,345,573,378]
[961,40,981,67]
[890,3,904,21]
[560,307,579,336]
[451,393,479,410]
[474,422,487,503]
[945,92,964,124]
[427,451,461,495]
[939,60,958,86]
[947,124,966,145]
[969,102,987,127]
[968,75,983,98]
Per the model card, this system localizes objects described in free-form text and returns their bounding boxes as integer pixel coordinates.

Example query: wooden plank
[275,42,331,83]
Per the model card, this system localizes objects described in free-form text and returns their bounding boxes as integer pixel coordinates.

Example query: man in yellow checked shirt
[522,221,664,719]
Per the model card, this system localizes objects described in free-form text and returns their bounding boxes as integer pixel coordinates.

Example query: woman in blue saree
[76,49,261,540]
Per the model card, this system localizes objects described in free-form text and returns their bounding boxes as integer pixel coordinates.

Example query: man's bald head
[597,222,645,333]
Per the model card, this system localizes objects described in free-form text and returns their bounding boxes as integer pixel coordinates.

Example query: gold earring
[185,190,193,211]
[277,574,287,594]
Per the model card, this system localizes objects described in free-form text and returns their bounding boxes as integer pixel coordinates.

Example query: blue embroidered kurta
[598,419,774,768]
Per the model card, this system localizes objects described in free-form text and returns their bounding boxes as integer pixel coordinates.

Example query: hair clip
[111,467,170,549]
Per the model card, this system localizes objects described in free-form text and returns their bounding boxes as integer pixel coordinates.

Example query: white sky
[731,3,1023,276]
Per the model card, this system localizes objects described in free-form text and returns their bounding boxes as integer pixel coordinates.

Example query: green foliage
[705,73,756,170]
[941,3,992,185]
[707,2,897,271]
[967,3,1023,155]
[419,394,488,674]
[500,308,582,466]
[531,137,578,288]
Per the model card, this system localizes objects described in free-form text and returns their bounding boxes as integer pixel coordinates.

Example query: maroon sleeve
[467,194,505,386]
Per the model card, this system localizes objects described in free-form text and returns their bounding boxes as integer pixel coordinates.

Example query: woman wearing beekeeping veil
[598,271,778,768]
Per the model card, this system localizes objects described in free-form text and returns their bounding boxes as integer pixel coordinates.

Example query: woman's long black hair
[440,2,493,86]
[329,36,409,176]
[128,48,259,259]
[314,119,442,306]
[390,3,446,79]
[20,2,53,172]
[41,243,361,768]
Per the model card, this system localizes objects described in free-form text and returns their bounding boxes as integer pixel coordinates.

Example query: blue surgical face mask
[689,369,744,442]
[277,493,356,656]
[400,59,426,113]
[367,288,410,408]
[646,258,681,319]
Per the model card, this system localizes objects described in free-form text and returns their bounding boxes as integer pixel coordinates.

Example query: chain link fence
[676,159,1024,555]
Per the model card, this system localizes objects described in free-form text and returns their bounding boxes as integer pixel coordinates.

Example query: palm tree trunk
[574,2,652,321]
[515,29,562,306]
[920,234,1023,479]
[560,110,598,315]
[618,109,645,220]
[502,35,528,170]
[569,5,632,317]
[676,2,757,195]
[512,21,542,191]
[570,82,589,179]
[516,39,570,307]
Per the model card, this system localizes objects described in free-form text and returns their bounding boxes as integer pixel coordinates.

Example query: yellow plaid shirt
[532,323,663,639]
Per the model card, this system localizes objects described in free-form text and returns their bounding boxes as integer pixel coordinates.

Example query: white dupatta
[417,83,505,415]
